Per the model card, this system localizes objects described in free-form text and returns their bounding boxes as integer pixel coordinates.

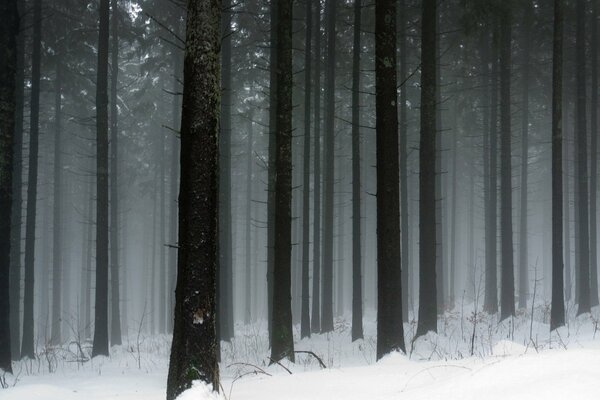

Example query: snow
[2,306,600,400]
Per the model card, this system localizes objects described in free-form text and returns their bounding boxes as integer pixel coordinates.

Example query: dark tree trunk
[0,0,19,373]
[301,0,312,339]
[321,0,336,334]
[51,62,63,346]
[270,0,294,363]
[416,0,438,337]
[435,9,444,312]
[375,0,405,358]
[21,0,42,359]
[518,2,532,310]
[499,6,515,321]
[92,0,110,358]
[480,32,490,303]
[218,0,234,342]
[267,0,278,342]
[484,27,499,315]
[551,0,565,331]
[590,0,599,307]
[110,0,122,346]
[166,0,221,396]
[311,0,322,334]
[576,0,590,315]
[399,0,409,323]
[351,0,363,341]
[9,7,24,359]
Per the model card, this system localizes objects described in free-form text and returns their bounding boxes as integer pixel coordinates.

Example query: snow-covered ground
[2,303,600,399]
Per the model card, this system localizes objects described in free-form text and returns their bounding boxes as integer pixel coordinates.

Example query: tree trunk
[375,0,405,358]
[109,0,122,346]
[518,3,532,310]
[484,27,499,315]
[301,0,312,339]
[590,0,599,307]
[218,0,234,342]
[351,0,363,341]
[416,0,438,337]
[576,0,590,315]
[399,0,409,323]
[550,0,565,331]
[0,0,19,372]
[270,0,294,364]
[9,7,24,359]
[245,115,253,326]
[321,0,336,334]
[166,0,221,395]
[267,0,278,342]
[311,0,322,334]
[51,61,63,346]
[21,0,42,359]
[499,6,515,321]
[168,19,182,334]
[92,0,110,358]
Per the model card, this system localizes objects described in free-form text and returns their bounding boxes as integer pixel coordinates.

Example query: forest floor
[2,301,600,399]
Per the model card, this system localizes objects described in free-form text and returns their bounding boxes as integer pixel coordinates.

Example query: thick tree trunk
[518,3,532,310]
[110,0,121,346]
[311,0,322,334]
[270,0,294,364]
[0,0,19,372]
[416,0,438,337]
[166,0,221,396]
[21,0,42,359]
[351,0,363,341]
[551,0,565,331]
[375,0,405,358]
[92,0,110,358]
[499,7,515,321]
[301,0,312,339]
[51,62,63,346]
[576,0,591,315]
[321,0,336,333]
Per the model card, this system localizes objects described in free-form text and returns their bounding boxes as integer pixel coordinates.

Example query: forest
[0,0,599,399]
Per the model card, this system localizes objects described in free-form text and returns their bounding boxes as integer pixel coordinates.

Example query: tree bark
[166,0,221,396]
[270,0,294,364]
[301,0,312,339]
[0,0,19,372]
[590,0,599,307]
[576,0,590,315]
[375,0,405,358]
[218,0,234,342]
[551,0,565,331]
[518,2,532,310]
[416,0,438,337]
[109,0,122,345]
[311,0,322,334]
[399,0,409,323]
[499,6,515,321]
[9,6,24,359]
[51,61,63,346]
[351,0,363,341]
[321,0,337,334]
[92,0,110,358]
[21,0,42,359]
